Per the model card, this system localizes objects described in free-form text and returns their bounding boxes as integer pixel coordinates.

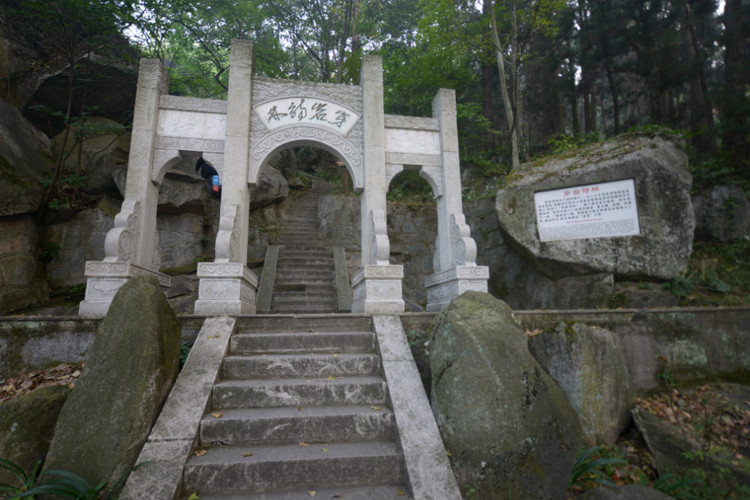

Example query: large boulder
[249,165,290,210]
[0,97,53,216]
[693,184,750,242]
[0,385,71,485]
[43,275,181,489]
[528,322,632,445]
[495,135,694,281]
[429,291,582,499]
[0,216,48,314]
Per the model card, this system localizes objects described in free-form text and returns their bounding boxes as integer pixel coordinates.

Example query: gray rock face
[528,322,631,445]
[429,291,582,499]
[495,135,694,281]
[51,117,131,195]
[43,207,114,289]
[249,165,289,211]
[693,184,750,242]
[0,216,48,314]
[0,384,71,485]
[43,275,181,489]
[0,97,53,216]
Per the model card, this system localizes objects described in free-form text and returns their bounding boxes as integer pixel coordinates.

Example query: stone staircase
[270,181,340,313]
[180,315,411,498]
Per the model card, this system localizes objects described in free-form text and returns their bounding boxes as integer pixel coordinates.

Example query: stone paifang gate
[78,40,489,318]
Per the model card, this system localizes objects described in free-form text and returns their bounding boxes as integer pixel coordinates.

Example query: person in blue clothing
[195,157,221,197]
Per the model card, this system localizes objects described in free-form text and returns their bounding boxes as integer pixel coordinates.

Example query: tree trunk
[722,0,748,169]
[489,0,520,170]
[604,59,620,135]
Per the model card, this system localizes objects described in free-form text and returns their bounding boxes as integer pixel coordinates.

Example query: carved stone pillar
[79,59,170,318]
[350,56,404,314]
[351,210,404,313]
[425,89,489,311]
[195,40,258,315]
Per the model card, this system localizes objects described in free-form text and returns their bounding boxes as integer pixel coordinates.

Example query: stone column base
[194,262,258,315]
[425,265,490,312]
[351,265,404,314]
[78,261,171,319]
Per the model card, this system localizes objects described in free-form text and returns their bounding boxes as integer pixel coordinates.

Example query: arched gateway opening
[78,39,488,318]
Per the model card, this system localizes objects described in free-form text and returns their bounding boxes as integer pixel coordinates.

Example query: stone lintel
[384,114,439,131]
[159,94,228,114]
[385,152,442,167]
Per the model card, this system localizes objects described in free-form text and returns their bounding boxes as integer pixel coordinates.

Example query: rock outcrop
[43,275,181,489]
[496,135,694,282]
[0,384,71,485]
[528,322,632,445]
[0,97,53,216]
[693,184,750,242]
[0,216,48,313]
[429,291,582,499]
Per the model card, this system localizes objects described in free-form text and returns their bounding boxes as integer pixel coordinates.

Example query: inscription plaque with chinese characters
[534,179,640,242]
[254,98,361,137]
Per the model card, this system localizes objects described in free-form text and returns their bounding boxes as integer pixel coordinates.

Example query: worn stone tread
[186,483,412,500]
[222,353,381,379]
[212,376,387,408]
[199,404,395,445]
[183,441,405,495]
[230,331,376,354]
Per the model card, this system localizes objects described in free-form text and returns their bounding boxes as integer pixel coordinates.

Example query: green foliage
[1,459,148,500]
[662,276,697,299]
[180,341,193,368]
[651,472,703,499]
[569,446,628,489]
[0,458,40,496]
[387,169,433,207]
[39,241,62,264]
[662,241,750,306]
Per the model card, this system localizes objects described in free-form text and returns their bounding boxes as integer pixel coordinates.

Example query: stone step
[270,294,337,305]
[221,353,381,379]
[236,315,372,334]
[187,483,412,500]
[269,301,338,314]
[275,254,333,264]
[199,405,395,446]
[211,376,387,409]
[231,331,375,354]
[182,441,405,496]
[275,269,334,279]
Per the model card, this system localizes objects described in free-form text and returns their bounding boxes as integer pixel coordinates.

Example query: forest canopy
[1,0,748,189]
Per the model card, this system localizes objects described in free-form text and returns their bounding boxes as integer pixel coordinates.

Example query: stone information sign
[534,178,640,242]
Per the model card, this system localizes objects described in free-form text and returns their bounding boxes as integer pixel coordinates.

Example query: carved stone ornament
[103,199,140,263]
[451,213,478,266]
[250,126,363,189]
[215,204,239,262]
[370,209,390,266]
[419,166,443,198]
[151,228,162,271]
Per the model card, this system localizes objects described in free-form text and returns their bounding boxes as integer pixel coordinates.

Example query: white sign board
[534,179,640,242]
[254,97,360,137]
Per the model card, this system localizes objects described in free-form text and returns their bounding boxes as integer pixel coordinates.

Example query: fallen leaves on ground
[0,363,82,403]
[633,382,750,460]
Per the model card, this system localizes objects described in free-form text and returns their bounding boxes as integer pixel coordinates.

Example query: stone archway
[79,39,488,318]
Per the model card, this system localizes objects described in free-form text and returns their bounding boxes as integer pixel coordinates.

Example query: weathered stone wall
[0,216,48,311]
